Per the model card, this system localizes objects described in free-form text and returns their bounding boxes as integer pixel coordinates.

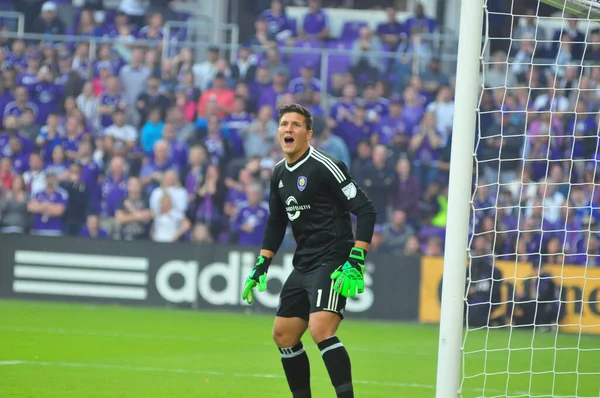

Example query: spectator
[0,174,29,233]
[424,235,443,256]
[185,145,209,204]
[221,97,252,159]
[401,85,425,135]
[224,167,254,219]
[23,153,46,196]
[243,105,277,158]
[140,108,165,155]
[6,137,30,175]
[299,0,330,41]
[32,2,66,35]
[138,12,164,41]
[359,144,394,224]
[99,155,128,233]
[336,101,376,157]
[465,257,502,328]
[261,0,294,41]
[328,83,357,133]
[404,2,436,37]
[149,169,188,216]
[231,45,257,84]
[79,214,109,239]
[197,73,236,119]
[410,111,442,186]
[45,145,70,180]
[136,75,171,125]
[391,157,421,224]
[380,209,415,256]
[258,69,288,114]
[104,108,138,151]
[231,183,269,246]
[77,9,103,37]
[514,261,562,331]
[404,235,422,256]
[98,76,127,129]
[191,222,213,244]
[115,177,152,240]
[59,163,89,236]
[119,47,151,119]
[118,0,147,28]
[151,193,191,242]
[376,7,404,51]
[27,170,68,236]
[4,86,39,120]
[192,47,219,92]
[18,54,41,96]
[420,56,451,94]
[192,164,227,240]
[350,27,385,85]
[315,124,350,169]
[0,157,13,192]
[77,82,100,130]
[249,16,277,47]
[483,51,517,89]
[426,86,454,143]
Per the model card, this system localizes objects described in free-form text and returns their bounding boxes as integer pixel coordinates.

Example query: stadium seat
[288,39,323,79]
[325,40,353,89]
[340,21,368,41]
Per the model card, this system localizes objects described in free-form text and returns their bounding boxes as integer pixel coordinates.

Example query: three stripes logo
[12,251,149,300]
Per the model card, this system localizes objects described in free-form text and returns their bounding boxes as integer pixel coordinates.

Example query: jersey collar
[285,146,313,172]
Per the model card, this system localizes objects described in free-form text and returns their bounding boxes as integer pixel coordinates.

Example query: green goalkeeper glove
[242,255,271,304]
[330,248,366,298]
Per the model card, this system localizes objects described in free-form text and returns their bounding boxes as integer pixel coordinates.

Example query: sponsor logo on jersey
[341,182,357,200]
[297,176,307,192]
[285,196,311,221]
[278,180,283,188]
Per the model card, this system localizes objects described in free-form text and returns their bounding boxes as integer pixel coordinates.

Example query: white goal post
[436,0,600,397]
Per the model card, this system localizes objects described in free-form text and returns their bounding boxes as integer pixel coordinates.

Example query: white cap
[41,2,57,12]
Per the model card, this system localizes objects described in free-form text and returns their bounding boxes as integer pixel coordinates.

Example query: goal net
[461,0,600,396]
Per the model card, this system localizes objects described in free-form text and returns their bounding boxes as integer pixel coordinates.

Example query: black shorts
[276,263,347,321]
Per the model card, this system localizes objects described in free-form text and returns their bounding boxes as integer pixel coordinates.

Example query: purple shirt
[258,85,287,114]
[44,161,70,177]
[222,113,252,157]
[329,100,355,123]
[401,105,425,135]
[262,10,294,36]
[412,127,442,162]
[166,139,188,170]
[288,77,321,94]
[33,82,61,124]
[376,21,404,36]
[98,91,125,128]
[366,98,390,120]
[0,133,35,157]
[54,72,70,89]
[94,59,123,78]
[61,135,82,154]
[337,119,376,155]
[4,101,39,120]
[232,203,269,246]
[79,158,101,210]
[185,167,204,196]
[99,176,127,217]
[404,16,436,35]
[303,9,329,36]
[10,152,29,173]
[17,72,39,95]
[378,115,407,146]
[6,53,26,69]
[31,188,68,233]
[226,188,247,209]
[140,160,178,193]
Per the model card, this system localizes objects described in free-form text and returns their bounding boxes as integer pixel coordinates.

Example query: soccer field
[0,300,598,397]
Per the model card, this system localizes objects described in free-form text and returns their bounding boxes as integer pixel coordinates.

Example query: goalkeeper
[241,104,377,398]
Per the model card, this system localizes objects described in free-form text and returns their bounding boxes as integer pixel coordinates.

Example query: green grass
[0,300,598,397]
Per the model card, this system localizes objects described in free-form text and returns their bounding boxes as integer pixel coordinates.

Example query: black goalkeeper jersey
[262,146,377,272]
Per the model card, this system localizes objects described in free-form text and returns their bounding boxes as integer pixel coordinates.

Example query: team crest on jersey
[341,182,357,200]
[297,176,307,192]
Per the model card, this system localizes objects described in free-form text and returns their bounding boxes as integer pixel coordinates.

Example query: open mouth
[284,137,294,144]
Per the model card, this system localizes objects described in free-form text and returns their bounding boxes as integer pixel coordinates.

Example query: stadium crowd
[0,0,598,267]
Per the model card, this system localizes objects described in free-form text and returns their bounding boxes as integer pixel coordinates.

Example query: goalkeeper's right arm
[241,174,288,304]
[260,173,289,258]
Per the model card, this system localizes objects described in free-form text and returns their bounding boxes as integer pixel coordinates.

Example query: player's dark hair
[278,103,313,131]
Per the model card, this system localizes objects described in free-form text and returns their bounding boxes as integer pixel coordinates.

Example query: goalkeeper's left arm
[325,158,377,298]
[241,174,288,304]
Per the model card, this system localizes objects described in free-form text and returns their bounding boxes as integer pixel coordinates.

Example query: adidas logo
[278,181,283,188]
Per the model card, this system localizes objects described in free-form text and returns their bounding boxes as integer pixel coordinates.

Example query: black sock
[279,342,311,398]
[317,336,353,398]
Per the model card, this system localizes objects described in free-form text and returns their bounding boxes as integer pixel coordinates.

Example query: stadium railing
[0,11,25,35]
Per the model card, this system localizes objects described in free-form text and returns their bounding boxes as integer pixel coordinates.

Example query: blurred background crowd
[0,0,598,268]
